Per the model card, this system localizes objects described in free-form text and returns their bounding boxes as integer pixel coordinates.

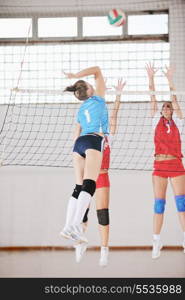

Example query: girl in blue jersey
[60,66,109,243]
[74,79,126,267]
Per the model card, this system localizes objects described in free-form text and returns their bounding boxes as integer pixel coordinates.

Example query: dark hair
[64,80,88,101]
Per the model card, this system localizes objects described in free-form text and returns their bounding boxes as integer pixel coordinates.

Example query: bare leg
[170,175,185,232]
[152,175,168,234]
[95,187,110,247]
[73,152,85,185]
[151,175,168,258]
[84,149,102,181]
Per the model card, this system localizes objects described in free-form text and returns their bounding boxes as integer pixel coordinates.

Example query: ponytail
[64,80,88,101]
[64,85,77,92]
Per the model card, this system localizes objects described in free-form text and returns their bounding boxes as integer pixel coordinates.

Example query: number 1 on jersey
[84,109,91,123]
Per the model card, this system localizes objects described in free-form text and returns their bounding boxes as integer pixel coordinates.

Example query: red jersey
[101,136,110,169]
[154,117,183,158]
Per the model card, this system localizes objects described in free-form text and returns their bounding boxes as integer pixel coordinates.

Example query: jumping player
[146,62,185,259]
[60,66,108,244]
[74,79,126,266]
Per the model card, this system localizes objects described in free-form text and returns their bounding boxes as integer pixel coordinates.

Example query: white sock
[73,191,91,227]
[153,234,160,241]
[183,232,185,240]
[63,196,77,230]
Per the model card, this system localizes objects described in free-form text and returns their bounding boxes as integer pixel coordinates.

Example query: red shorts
[153,159,185,178]
[96,173,110,189]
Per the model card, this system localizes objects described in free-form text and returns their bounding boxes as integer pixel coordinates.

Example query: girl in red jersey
[75,79,126,266]
[146,62,185,259]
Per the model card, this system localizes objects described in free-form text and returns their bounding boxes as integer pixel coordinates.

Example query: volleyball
[108,8,126,27]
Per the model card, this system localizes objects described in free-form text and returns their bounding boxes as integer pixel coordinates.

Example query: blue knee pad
[154,198,166,214]
[175,195,185,212]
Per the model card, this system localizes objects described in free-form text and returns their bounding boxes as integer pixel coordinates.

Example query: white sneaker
[99,247,109,267]
[70,225,88,243]
[60,227,73,240]
[74,242,87,263]
[152,239,163,259]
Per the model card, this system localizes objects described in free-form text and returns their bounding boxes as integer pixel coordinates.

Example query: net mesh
[0,94,184,170]
[0,0,185,170]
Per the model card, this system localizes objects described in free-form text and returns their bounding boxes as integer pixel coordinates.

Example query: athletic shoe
[60,227,73,240]
[70,225,88,243]
[99,247,109,267]
[74,242,87,263]
[152,239,163,259]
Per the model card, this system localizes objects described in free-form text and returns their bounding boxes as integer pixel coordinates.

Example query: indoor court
[0,0,185,283]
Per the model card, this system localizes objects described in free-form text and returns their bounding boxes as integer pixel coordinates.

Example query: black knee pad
[72,184,82,199]
[97,208,109,226]
[82,179,96,197]
[83,208,90,223]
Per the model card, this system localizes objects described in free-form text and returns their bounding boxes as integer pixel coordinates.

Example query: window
[0,18,32,38]
[128,14,168,35]
[83,16,122,36]
[0,42,169,104]
[0,13,168,40]
[38,18,77,37]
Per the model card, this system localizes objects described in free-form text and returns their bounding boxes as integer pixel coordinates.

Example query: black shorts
[73,134,104,158]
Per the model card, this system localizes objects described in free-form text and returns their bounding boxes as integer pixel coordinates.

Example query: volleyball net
[0,90,184,170]
[0,40,184,170]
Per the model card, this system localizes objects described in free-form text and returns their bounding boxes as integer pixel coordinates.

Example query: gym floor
[0,249,184,278]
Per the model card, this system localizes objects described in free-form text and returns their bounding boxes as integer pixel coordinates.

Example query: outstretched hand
[145,62,158,78]
[162,65,175,81]
[113,78,126,95]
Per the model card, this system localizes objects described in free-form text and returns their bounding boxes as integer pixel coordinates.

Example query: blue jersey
[77,95,109,135]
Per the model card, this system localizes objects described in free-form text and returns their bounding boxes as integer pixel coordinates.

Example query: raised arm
[162,65,183,119]
[145,62,158,117]
[64,66,106,98]
[110,78,126,135]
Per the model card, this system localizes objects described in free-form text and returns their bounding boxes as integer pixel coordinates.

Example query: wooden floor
[0,249,184,278]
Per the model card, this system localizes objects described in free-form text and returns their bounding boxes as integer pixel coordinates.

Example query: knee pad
[82,179,96,197]
[175,195,185,212]
[97,208,109,225]
[83,208,90,223]
[72,184,82,199]
[154,198,166,214]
